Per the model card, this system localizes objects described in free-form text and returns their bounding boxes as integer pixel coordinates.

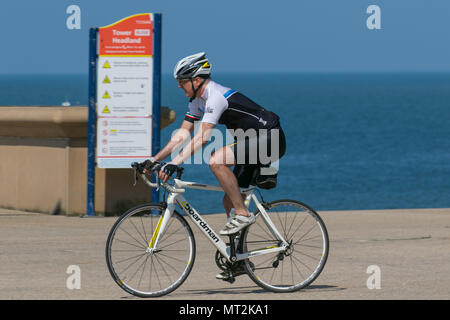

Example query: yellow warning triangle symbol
[102,105,111,114]
[103,75,111,84]
[103,61,111,68]
[103,91,111,99]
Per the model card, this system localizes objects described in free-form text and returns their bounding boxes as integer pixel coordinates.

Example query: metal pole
[86,28,98,216]
[152,14,162,203]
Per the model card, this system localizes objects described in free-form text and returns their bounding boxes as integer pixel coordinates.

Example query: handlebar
[131,160,185,193]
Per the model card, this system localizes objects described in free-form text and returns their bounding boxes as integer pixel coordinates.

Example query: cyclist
[147,52,286,277]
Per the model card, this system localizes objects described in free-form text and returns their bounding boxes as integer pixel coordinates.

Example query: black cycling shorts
[230,126,286,188]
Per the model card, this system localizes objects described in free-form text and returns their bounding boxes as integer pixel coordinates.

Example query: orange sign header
[98,13,153,56]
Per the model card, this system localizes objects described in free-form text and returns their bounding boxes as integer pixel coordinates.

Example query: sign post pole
[86,27,98,217]
[152,13,162,203]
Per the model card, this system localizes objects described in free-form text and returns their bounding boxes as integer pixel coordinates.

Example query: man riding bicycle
[147,53,286,276]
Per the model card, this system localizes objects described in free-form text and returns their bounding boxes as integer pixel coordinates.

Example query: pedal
[224,274,235,284]
[221,271,235,284]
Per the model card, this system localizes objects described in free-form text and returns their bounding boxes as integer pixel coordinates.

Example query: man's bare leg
[222,194,246,218]
[209,146,250,217]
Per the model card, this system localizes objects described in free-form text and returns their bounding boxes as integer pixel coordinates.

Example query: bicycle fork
[146,202,175,253]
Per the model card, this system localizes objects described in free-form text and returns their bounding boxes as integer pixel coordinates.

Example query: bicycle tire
[240,199,329,293]
[105,203,196,298]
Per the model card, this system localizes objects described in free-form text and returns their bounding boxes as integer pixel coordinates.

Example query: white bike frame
[140,175,289,263]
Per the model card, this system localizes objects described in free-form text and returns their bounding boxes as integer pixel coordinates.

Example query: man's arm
[171,122,215,165]
[153,120,194,162]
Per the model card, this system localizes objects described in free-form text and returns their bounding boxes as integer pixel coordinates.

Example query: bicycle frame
[141,175,289,263]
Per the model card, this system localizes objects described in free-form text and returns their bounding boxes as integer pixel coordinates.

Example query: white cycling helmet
[173,52,211,80]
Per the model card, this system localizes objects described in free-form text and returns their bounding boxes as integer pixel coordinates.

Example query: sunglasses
[177,79,190,85]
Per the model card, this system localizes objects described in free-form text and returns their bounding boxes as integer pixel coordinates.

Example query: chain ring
[215,250,233,271]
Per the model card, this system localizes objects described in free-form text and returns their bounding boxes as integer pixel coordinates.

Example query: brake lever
[155,173,161,191]
[133,166,138,187]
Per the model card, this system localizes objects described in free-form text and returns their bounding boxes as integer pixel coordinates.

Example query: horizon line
[2,70,450,76]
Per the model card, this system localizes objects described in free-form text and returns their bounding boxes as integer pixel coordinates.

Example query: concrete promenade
[0,207,449,300]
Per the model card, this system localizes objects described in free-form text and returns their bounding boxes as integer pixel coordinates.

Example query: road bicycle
[105,161,329,298]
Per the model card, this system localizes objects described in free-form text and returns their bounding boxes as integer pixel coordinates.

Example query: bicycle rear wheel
[240,199,329,293]
[106,203,196,298]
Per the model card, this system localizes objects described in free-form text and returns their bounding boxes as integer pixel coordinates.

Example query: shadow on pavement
[173,284,344,297]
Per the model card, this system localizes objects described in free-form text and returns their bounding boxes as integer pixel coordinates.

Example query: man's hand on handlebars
[159,162,178,182]
[137,158,181,183]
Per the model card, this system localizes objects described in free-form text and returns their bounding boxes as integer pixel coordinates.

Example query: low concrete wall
[0,106,176,215]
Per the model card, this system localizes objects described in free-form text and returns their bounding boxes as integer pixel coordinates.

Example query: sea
[1,72,449,214]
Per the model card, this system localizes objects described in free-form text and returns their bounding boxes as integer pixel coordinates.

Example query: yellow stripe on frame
[149,215,164,248]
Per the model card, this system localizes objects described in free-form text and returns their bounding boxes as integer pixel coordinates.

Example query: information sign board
[96,13,154,168]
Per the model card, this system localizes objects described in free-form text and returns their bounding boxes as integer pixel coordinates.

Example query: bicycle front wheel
[106,203,196,298]
[240,199,329,293]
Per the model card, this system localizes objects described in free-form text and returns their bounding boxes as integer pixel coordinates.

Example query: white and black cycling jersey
[184,80,280,131]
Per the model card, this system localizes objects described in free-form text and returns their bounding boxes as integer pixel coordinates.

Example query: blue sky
[1,0,449,74]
